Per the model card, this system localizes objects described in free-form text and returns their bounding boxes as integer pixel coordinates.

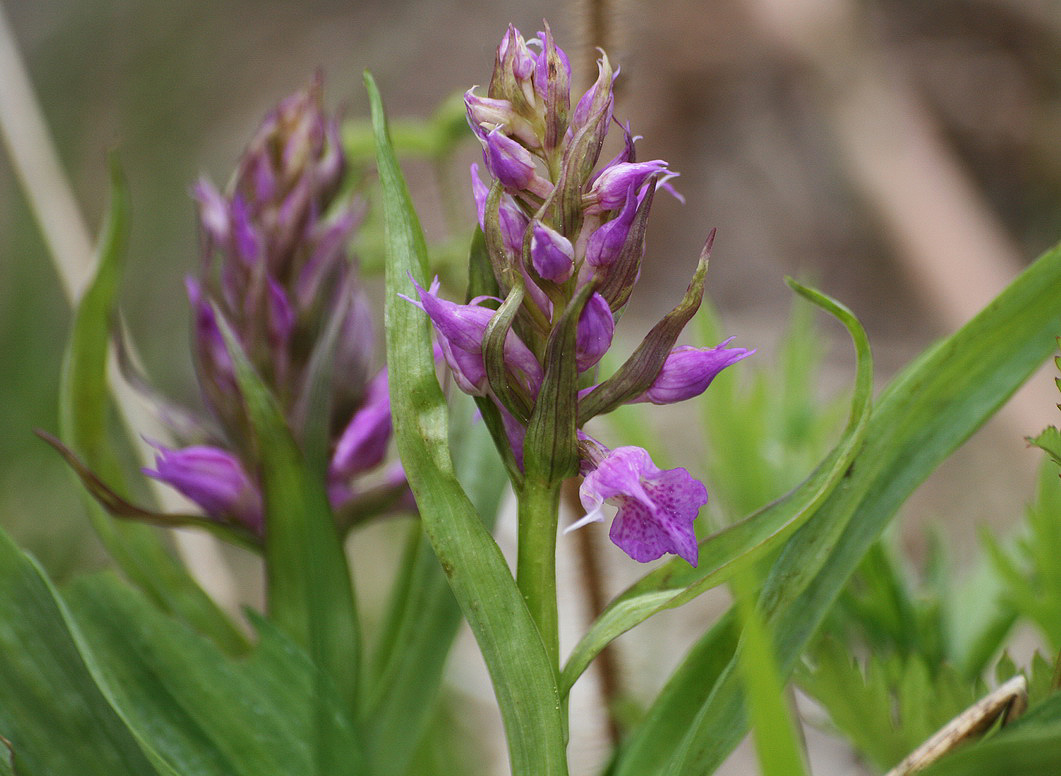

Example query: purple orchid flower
[404,277,543,397]
[632,340,755,405]
[144,444,263,534]
[568,443,707,566]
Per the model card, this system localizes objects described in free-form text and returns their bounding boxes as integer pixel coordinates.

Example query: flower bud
[631,341,754,405]
[483,128,537,190]
[530,221,574,282]
[465,90,540,149]
[404,278,542,397]
[330,369,392,480]
[586,187,640,268]
[144,445,263,533]
[471,164,528,257]
[589,160,670,211]
[575,293,614,372]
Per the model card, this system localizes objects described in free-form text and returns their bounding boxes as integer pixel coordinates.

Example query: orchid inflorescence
[411,24,752,566]
[61,77,410,545]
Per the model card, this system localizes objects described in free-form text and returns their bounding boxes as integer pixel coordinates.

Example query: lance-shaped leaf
[367,71,569,776]
[212,307,362,756]
[561,281,872,696]
[524,282,597,488]
[363,392,508,776]
[57,159,247,655]
[0,530,163,776]
[578,234,712,425]
[622,242,1061,776]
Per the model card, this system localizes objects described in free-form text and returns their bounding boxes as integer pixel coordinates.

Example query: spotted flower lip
[568,444,707,566]
[143,444,263,534]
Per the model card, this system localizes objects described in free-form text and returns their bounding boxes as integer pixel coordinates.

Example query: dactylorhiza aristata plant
[63,77,409,546]
[409,24,752,568]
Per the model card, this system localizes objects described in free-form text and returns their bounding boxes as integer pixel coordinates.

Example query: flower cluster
[412,25,752,566]
[142,77,405,540]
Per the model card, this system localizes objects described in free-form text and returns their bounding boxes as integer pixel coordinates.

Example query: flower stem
[517,476,563,671]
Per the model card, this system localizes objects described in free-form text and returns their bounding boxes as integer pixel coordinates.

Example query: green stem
[516,477,563,671]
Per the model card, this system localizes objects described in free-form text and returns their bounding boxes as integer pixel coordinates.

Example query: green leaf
[65,574,362,776]
[562,280,874,697]
[367,71,568,776]
[363,392,508,776]
[1029,426,1061,470]
[651,242,1061,776]
[212,308,361,750]
[0,529,161,776]
[732,571,808,776]
[57,158,246,655]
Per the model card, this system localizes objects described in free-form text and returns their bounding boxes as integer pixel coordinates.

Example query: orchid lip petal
[577,444,707,566]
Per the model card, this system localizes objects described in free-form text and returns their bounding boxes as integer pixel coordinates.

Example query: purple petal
[586,187,638,268]
[530,221,574,282]
[472,165,533,256]
[144,444,263,533]
[405,278,542,397]
[230,195,261,266]
[483,128,536,189]
[590,160,670,211]
[631,341,754,405]
[575,293,614,372]
[330,369,392,479]
[577,445,706,566]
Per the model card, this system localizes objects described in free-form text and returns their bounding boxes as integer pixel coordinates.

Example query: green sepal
[578,236,712,425]
[37,430,261,551]
[467,227,501,302]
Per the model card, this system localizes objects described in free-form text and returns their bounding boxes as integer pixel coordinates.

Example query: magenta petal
[144,444,263,533]
[330,369,392,478]
[405,278,542,397]
[590,160,670,210]
[632,341,754,405]
[530,221,574,282]
[484,128,536,189]
[575,293,614,372]
[579,446,706,566]
[585,186,638,268]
